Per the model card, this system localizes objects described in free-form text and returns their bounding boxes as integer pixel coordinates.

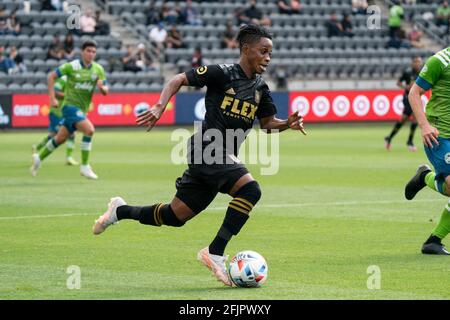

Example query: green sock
[35,136,50,151]
[432,205,450,239]
[81,135,92,165]
[424,172,446,194]
[66,136,75,158]
[39,138,58,161]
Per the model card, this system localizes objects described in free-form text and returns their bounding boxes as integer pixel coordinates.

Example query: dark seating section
[0,0,438,92]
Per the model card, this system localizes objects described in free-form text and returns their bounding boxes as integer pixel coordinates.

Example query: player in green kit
[30,40,109,179]
[32,76,79,166]
[405,47,450,255]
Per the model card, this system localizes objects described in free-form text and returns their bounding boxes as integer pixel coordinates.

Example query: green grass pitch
[1,124,449,299]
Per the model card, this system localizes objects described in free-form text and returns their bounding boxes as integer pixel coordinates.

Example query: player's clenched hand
[136,105,164,131]
[288,111,307,135]
[421,123,439,148]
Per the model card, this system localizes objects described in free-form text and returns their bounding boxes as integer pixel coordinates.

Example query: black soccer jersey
[399,67,420,95]
[185,64,277,160]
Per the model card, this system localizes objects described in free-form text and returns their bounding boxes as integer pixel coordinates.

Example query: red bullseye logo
[312,96,330,117]
[352,95,370,117]
[373,95,390,116]
[393,95,404,116]
[332,96,350,117]
[291,96,310,117]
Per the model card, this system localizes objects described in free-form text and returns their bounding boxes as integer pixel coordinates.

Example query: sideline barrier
[7,90,430,128]
[289,90,430,122]
[11,93,175,128]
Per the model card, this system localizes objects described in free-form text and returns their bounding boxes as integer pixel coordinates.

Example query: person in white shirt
[149,22,167,56]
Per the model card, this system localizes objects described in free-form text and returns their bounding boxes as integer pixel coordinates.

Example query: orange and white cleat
[407,142,417,152]
[92,197,126,235]
[384,137,391,151]
[197,247,232,286]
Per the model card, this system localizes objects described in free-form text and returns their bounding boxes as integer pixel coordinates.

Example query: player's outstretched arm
[96,79,109,95]
[47,71,59,108]
[259,111,307,135]
[409,83,439,147]
[137,73,189,131]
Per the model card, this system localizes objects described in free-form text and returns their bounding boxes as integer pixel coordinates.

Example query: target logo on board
[352,95,370,117]
[194,98,206,120]
[373,95,390,116]
[393,95,404,116]
[312,96,330,117]
[332,95,350,117]
[291,96,310,117]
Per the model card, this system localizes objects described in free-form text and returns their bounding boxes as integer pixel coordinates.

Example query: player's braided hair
[237,24,272,53]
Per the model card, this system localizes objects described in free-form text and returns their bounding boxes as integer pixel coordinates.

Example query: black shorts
[403,95,413,117]
[175,163,249,214]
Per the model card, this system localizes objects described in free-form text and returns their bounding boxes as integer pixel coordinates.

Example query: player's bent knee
[162,204,186,227]
[234,180,262,210]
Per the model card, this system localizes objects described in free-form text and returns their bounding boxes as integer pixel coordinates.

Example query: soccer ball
[228,250,268,288]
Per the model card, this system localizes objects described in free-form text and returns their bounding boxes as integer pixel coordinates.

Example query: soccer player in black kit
[385,56,423,152]
[92,25,306,286]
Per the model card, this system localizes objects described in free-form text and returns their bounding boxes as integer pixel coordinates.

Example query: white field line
[0,199,440,221]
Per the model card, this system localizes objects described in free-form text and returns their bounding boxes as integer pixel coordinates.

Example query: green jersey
[50,76,66,118]
[437,6,450,18]
[388,5,404,27]
[417,47,450,138]
[56,59,106,113]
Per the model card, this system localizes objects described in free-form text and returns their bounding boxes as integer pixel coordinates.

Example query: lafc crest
[196,66,208,75]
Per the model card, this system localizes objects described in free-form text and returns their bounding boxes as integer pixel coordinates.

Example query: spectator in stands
[95,10,110,35]
[341,13,355,37]
[238,0,272,27]
[0,46,15,74]
[9,46,26,74]
[387,28,411,48]
[40,0,63,11]
[63,33,75,59]
[180,0,203,26]
[166,24,184,49]
[325,12,344,37]
[162,3,180,25]
[145,1,162,25]
[221,21,238,49]
[352,0,368,15]
[191,47,203,69]
[123,44,156,72]
[122,45,141,72]
[408,24,424,48]
[436,1,450,26]
[79,8,97,35]
[277,0,301,15]
[149,22,168,56]
[0,10,8,36]
[388,0,404,39]
[136,43,156,71]
[7,10,21,35]
[47,35,64,60]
